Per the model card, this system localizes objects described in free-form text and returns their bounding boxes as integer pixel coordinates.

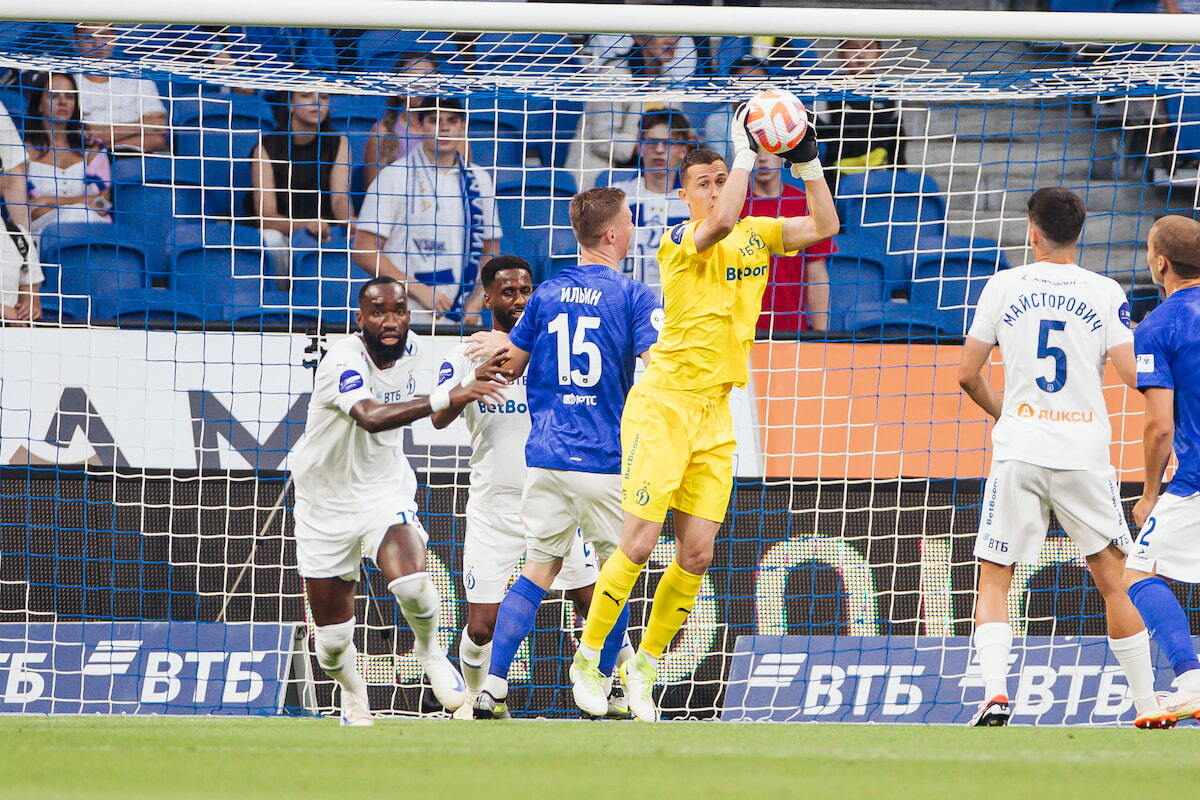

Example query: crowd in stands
[0,22,914,335]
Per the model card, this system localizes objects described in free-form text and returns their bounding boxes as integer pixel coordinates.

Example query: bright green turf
[0,716,1194,799]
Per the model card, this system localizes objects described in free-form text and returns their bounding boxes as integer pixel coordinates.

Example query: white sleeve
[0,108,24,169]
[1104,280,1134,350]
[138,80,167,117]
[436,346,472,389]
[966,276,1000,344]
[356,168,395,240]
[321,350,373,415]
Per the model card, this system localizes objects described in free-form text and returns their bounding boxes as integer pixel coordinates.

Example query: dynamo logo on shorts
[339,370,364,393]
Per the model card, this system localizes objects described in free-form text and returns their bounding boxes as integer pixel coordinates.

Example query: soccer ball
[743,89,809,155]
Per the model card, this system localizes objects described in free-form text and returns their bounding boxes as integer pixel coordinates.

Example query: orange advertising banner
[750,341,1147,480]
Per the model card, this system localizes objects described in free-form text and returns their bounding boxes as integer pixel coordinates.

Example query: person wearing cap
[354,96,502,326]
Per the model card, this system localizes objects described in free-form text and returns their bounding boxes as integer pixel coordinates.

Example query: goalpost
[0,0,1195,722]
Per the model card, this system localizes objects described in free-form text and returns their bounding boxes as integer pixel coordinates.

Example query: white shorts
[1126,491,1200,582]
[522,468,622,562]
[293,498,427,580]
[974,460,1132,566]
[463,492,598,603]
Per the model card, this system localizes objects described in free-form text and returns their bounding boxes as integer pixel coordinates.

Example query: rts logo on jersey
[1137,354,1155,373]
[339,370,364,393]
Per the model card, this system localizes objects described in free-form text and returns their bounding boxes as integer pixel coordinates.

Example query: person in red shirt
[742,149,838,333]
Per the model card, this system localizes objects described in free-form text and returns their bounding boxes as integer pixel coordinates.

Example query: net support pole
[5,0,1200,45]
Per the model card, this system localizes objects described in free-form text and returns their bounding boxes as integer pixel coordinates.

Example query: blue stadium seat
[38,223,192,322]
[173,125,261,218]
[168,221,288,321]
[825,232,897,332]
[290,227,361,327]
[0,85,24,128]
[494,194,575,281]
[844,311,955,339]
[111,157,205,275]
[1048,0,1112,10]
[472,33,581,75]
[836,170,947,253]
[594,169,638,188]
[355,30,458,71]
[171,93,275,133]
[494,168,577,198]
[1165,96,1200,160]
[467,119,526,168]
[1110,0,1157,11]
[909,249,1008,333]
[327,94,388,134]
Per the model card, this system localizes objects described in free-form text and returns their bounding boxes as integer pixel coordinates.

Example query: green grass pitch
[1,716,1195,799]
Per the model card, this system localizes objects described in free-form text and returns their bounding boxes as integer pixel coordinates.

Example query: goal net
[0,3,1196,722]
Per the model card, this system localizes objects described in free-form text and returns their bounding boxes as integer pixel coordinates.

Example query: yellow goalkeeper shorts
[620,382,736,524]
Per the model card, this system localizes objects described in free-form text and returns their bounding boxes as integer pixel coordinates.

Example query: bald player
[1125,214,1200,727]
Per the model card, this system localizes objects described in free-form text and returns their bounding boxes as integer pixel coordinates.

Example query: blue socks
[1129,576,1200,677]
[598,603,631,677]
[487,576,546,681]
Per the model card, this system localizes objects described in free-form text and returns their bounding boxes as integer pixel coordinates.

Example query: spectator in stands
[354,97,501,325]
[609,109,695,292]
[0,226,41,324]
[71,24,168,153]
[813,39,905,192]
[743,149,836,333]
[362,52,438,189]
[567,35,684,191]
[23,72,112,236]
[703,55,770,156]
[247,91,351,274]
[0,93,29,231]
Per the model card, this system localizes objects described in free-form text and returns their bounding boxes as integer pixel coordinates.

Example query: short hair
[1027,187,1086,248]
[679,148,727,186]
[1151,215,1200,279]
[570,187,627,248]
[358,275,403,303]
[481,255,533,288]
[413,95,465,122]
[730,55,769,75]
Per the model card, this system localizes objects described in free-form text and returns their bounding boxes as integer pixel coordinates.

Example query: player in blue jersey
[468,187,662,718]
[1125,214,1200,727]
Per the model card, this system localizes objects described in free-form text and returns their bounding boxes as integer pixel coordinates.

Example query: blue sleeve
[509,290,540,353]
[630,282,662,356]
[1135,319,1174,391]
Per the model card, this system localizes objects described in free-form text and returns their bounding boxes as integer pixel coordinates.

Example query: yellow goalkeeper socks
[580,548,644,653]
[641,561,704,659]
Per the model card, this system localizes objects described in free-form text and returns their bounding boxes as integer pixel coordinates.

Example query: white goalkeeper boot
[620,651,659,722]
[340,683,374,727]
[570,650,609,717]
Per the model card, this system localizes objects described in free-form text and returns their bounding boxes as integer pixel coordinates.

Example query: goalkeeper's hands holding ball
[729,102,759,173]
[776,115,823,183]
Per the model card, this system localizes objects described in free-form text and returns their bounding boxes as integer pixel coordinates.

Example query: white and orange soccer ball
[743,89,809,155]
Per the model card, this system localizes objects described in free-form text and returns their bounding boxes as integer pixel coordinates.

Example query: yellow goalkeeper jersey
[642,216,792,394]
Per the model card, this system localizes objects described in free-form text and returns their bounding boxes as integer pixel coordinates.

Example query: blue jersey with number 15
[508,262,661,474]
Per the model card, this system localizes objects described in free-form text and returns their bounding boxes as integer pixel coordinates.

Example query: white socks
[459,628,492,693]
[389,572,442,660]
[973,622,1013,699]
[314,618,368,697]
[1108,630,1158,713]
[618,633,635,668]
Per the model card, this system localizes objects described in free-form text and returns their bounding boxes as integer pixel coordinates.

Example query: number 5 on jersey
[1036,318,1067,394]
[549,313,602,387]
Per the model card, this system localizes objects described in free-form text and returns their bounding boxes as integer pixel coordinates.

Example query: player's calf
[314,618,374,727]
[390,571,466,711]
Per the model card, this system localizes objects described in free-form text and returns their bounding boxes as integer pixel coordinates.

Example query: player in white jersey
[958,188,1159,727]
[431,255,599,716]
[289,277,506,726]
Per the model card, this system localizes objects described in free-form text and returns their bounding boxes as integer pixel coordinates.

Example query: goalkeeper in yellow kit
[571,103,839,720]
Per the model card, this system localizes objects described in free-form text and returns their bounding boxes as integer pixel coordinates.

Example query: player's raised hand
[1132,493,1156,530]
[473,352,508,385]
[731,102,758,158]
[777,115,822,181]
[464,329,510,361]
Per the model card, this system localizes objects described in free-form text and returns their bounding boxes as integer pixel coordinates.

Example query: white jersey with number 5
[967,261,1132,470]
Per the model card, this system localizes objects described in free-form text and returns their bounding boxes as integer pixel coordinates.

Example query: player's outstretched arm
[958,336,1002,420]
[780,173,839,253]
[1134,387,1176,527]
[693,105,756,253]
[351,372,507,434]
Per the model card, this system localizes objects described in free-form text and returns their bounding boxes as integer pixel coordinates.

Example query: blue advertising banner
[722,635,1182,725]
[0,622,298,715]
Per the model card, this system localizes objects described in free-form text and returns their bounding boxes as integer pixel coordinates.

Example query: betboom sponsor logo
[0,622,293,714]
[723,635,1148,724]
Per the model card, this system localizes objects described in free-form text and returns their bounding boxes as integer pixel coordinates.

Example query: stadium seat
[173,124,261,218]
[494,168,577,198]
[1165,96,1200,161]
[468,118,526,168]
[1110,0,1157,11]
[593,169,638,188]
[355,29,458,72]
[0,85,23,127]
[39,222,192,321]
[471,33,581,75]
[494,193,575,281]
[909,249,1007,334]
[836,169,948,253]
[111,156,205,276]
[327,94,389,134]
[825,233,897,332]
[290,227,362,327]
[168,221,285,321]
[171,93,276,133]
[1048,0,1112,10]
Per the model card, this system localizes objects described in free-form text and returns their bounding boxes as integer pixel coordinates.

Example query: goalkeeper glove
[730,102,758,172]
[778,119,822,182]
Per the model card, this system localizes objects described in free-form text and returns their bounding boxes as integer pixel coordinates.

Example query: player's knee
[388,571,434,604]
[676,543,713,575]
[314,618,356,667]
[466,618,495,645]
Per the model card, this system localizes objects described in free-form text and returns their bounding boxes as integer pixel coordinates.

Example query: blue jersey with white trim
[1135,285,1200,496]
[508,262,661,474]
